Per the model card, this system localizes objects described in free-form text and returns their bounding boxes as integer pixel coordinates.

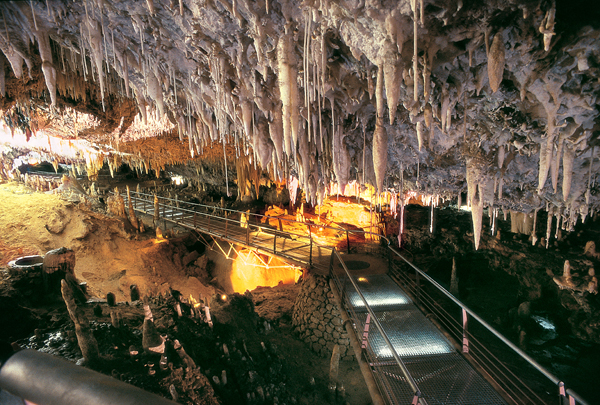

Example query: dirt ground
[0,181,372,404]
[0,181,214,302]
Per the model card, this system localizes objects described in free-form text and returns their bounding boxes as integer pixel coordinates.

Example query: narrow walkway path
[341,272,506,404]
[124,191,580,405]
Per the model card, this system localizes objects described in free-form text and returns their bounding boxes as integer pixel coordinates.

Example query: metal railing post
[309,236,313,267]
[415,269,420,304]
[462,308,469,353]
[559,381,566,405]
[246,224,250,245]
[194,212,197,228]
[273,234,277,253]
[346,230,350,254]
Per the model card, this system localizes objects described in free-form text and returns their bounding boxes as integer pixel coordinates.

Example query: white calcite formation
[0,0,599,249]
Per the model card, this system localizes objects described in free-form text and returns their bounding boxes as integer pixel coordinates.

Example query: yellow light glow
[230,249,301,293]
[189,295,201,308]
[357,277,368,282]
[221,294,228,301]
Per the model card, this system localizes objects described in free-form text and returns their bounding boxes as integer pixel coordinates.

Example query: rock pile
[292,274,353,360]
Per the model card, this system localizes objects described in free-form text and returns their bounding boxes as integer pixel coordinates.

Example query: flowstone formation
[1,0,599,248]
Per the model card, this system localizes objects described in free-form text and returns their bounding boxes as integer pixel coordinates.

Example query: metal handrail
[121,189,587,404]
[127,190,389,245]
[387,246,589,405]
[332,249,426,405]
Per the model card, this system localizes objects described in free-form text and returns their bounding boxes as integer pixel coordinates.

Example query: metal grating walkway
[345,274,412,310]
[345,273,508,405]
[356,307,455,358]
[122,190,550,405]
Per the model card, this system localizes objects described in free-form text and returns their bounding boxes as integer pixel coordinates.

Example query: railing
[329,249,427,405]
[121,189,587,405]
[386,246,588,405]
[121,191,384,270]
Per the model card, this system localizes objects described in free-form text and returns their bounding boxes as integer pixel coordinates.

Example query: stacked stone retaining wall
[292,273,353,360]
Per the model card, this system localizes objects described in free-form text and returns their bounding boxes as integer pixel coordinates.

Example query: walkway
[123,190,587,405]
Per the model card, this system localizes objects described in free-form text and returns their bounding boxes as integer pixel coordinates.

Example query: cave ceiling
[1,0,600,232]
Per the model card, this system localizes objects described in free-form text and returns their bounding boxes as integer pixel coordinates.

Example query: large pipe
[0,350,177,405]
[328,279,385,405]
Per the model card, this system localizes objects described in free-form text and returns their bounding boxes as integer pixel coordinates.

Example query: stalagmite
[329,344,340,390]
[61,280,99,364]
[450,258,459,296]
[488,32,505,93]
[373,121,387,193]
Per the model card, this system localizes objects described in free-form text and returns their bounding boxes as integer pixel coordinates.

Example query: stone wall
[292,273,353,360]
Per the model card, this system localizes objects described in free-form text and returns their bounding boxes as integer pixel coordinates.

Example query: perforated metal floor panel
[373,353,507,405]
[357,307,455,358]
[344,274,412,310]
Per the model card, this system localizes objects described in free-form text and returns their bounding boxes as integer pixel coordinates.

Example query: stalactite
[586,146,594,205]
[123,51,130,98]
[412,0,419,102]
[532,208,539,246]
[85,16,106,111]
[277,28,299,159]
[562,143,575,202]
[0,55,4,97]
[269,108,284,163]
[375,64,384,120]
[488,31,505,93]
[382,40,402,124]
[539,1,556,52]
[416,121,423,151]
[373,120,387,193]
[2,48,24,79]
[35,29,58,105]
[551,134,564,193]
